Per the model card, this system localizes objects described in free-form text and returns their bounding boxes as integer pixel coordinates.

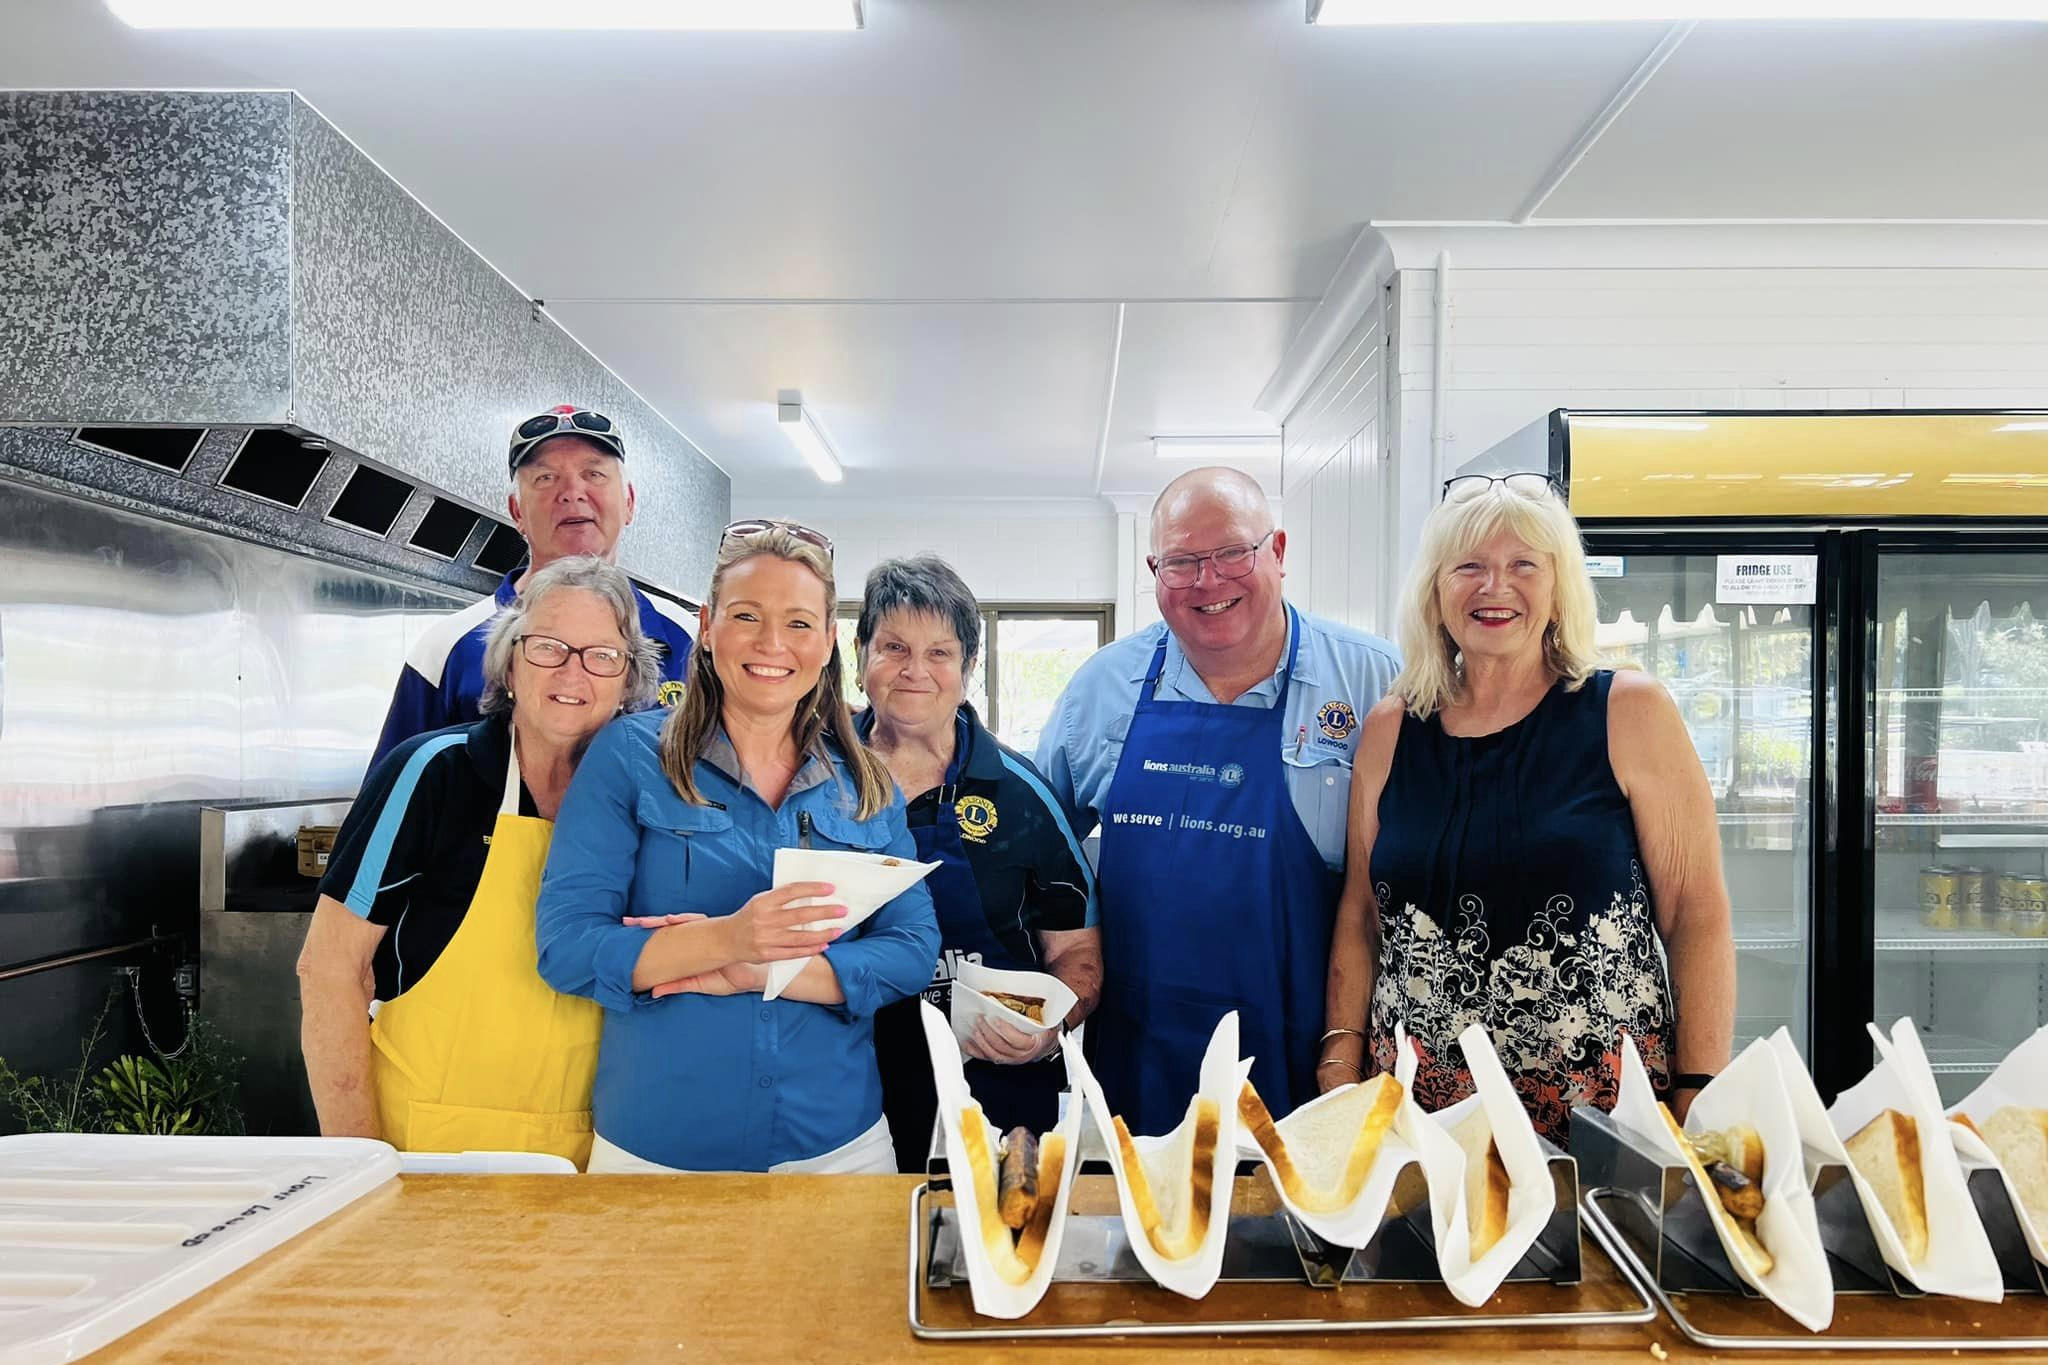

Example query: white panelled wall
[1276,228,2048,640]
[723,495,1119,609]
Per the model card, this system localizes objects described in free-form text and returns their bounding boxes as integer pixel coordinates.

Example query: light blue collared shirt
[1034,610,1401,869]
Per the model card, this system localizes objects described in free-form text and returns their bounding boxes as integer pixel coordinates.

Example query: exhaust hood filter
[408,497,482,561]
[473,521,528,576]
[74,426,206,473]
[218,430,331,510]
[326,463,412,538]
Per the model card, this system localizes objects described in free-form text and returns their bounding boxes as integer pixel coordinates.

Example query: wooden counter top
[82,1174,2034,1364]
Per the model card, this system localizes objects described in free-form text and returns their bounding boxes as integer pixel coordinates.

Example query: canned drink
[1958,869,1993,932]
[1994,875,2022,935]
[1920,867,1960,931]
[2009,876,2048,939]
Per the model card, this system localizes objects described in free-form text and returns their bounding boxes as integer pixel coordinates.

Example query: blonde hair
[1392,479,1605,720]
[659,529,894,820]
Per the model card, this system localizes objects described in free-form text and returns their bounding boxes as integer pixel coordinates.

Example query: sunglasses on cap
[720,518,834,558]
[509,405,625,471]
[1441,472,1564,504]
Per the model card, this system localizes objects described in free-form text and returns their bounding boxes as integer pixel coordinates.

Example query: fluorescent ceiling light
[1153,435,1282,461]
[1994,420,2048,432]
[107,0,862,29]
[778,402,844,484]
[1308,0,2044,20]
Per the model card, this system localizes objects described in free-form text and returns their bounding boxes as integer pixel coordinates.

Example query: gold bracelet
[1315,1058,1363,1076]
[1319,1027,1365,1047]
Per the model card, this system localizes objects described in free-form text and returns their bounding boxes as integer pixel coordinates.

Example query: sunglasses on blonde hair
[720,518,834,558]
[1441,472,1564,504]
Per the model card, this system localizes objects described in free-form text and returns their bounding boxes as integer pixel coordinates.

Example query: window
[838,604,1113,751]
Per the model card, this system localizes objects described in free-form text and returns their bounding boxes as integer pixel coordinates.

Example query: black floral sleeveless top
[1368,671,1673,1145]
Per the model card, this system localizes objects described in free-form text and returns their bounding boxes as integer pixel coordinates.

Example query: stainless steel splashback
[0,473,466,1107]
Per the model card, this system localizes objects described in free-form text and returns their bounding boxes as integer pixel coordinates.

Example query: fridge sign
[1716,554,1817,604]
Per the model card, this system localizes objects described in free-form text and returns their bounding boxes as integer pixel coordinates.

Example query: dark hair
[856,555,983,673]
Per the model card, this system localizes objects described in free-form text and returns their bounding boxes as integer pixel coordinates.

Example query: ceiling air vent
[326,463,412,538]
[407,496,482,561]
[218,430,331,511]
[473,522,528,577]
[74,426,206,474]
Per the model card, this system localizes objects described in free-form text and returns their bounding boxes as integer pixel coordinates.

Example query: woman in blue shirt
[536,522,941,1173]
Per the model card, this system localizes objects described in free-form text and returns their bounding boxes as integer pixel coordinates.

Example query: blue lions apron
[1089,608,1339,1134]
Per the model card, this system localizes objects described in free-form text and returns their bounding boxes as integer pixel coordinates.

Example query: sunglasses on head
[510,406,623,467]
[1441,472,1564,504]
[720,518,834,558]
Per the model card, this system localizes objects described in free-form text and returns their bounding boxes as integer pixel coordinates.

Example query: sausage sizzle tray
[907,1143,1661,1340]
[1574,1107,2048,1352]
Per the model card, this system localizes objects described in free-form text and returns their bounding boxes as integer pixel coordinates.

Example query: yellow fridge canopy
[1559,412,2048,521]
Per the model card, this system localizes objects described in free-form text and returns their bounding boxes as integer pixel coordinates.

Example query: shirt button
[759,1008,771,1022]
[1326,775,1336,786]
[758,1076,773,1089]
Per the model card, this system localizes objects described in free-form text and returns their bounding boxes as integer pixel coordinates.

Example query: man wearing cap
[1035,467,1400,1135]
[367,405,695,769]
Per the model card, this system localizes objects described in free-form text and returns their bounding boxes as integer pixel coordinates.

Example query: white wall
[1277,274,1396,638]
[724,494,1119,609]
[1276,227,2048,622]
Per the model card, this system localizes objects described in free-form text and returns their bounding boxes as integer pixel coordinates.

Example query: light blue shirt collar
[1131,610,1315,703]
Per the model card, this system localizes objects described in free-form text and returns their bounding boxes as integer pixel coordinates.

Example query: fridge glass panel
[1872,552,2048,1104]
[1591,555,1815,1061]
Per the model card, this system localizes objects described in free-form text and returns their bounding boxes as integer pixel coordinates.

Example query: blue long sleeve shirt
[535,710,940,1171]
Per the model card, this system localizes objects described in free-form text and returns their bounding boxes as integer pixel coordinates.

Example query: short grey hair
[480,555,662,715]
[856,555,983,673]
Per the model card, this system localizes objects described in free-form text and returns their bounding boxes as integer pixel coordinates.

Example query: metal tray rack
[1571,1106,2048,1352]
[906,1136,1660,1340]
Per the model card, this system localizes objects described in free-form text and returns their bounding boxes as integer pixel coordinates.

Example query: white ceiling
[8,0,2047,501]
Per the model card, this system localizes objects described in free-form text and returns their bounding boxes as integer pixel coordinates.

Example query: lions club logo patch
[1219,763,1246,789]
[955,795,998,843]
[1317,700,1357,743]
[657,680,687,708]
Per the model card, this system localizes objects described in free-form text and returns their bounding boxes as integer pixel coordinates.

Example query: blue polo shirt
[534,711,941,1172]
[1035,610,1400,869]
[368,566,695,772]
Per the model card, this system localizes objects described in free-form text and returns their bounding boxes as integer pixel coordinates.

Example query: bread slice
[1979,1105,2048,1230]
[1113,1096,1221,1260]
[1657,1103,1776,1278]
[957,1106,1068,1286]
[1450,1110,1510,1258]
[1238,1074,1403,1214]
[1845,1108,1929,1264]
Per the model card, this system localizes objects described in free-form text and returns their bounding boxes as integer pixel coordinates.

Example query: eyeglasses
[1441,472,1564,504]
[516,634,628,678]
[721,518,835,558]
[1149,530,1275,589]
[509,406,624,468]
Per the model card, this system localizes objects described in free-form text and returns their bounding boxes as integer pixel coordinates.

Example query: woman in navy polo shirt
[536,522,940,1174]
[854,556,1100,1170]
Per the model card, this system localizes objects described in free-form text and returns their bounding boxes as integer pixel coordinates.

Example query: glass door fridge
[1583,537,1820,1061]
[1868,543,2048,1104]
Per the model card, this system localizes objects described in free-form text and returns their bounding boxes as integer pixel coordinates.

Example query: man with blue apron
[866,703,1098,1169]
[1034,468,1402,1137]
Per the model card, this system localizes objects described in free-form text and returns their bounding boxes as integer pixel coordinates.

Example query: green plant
[0,991,117,1133]
[93,1016,245,1137]
[0,994,246,1137]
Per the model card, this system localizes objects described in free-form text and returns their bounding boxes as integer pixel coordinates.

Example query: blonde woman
[1320,474,1735,1144]
[536,521,940,1173]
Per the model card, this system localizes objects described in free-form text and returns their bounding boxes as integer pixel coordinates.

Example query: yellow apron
[369,741,602,1168]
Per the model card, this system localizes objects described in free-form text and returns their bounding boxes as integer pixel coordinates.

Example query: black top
[1366,671,1675,1144]
[320,713,534,1002]
[857,703,1095,962]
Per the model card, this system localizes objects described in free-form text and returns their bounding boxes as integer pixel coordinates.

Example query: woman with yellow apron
[298,557,667,1169]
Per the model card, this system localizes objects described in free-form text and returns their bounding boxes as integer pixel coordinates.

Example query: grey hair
[480,555,662,715]
[855,555,983,673]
